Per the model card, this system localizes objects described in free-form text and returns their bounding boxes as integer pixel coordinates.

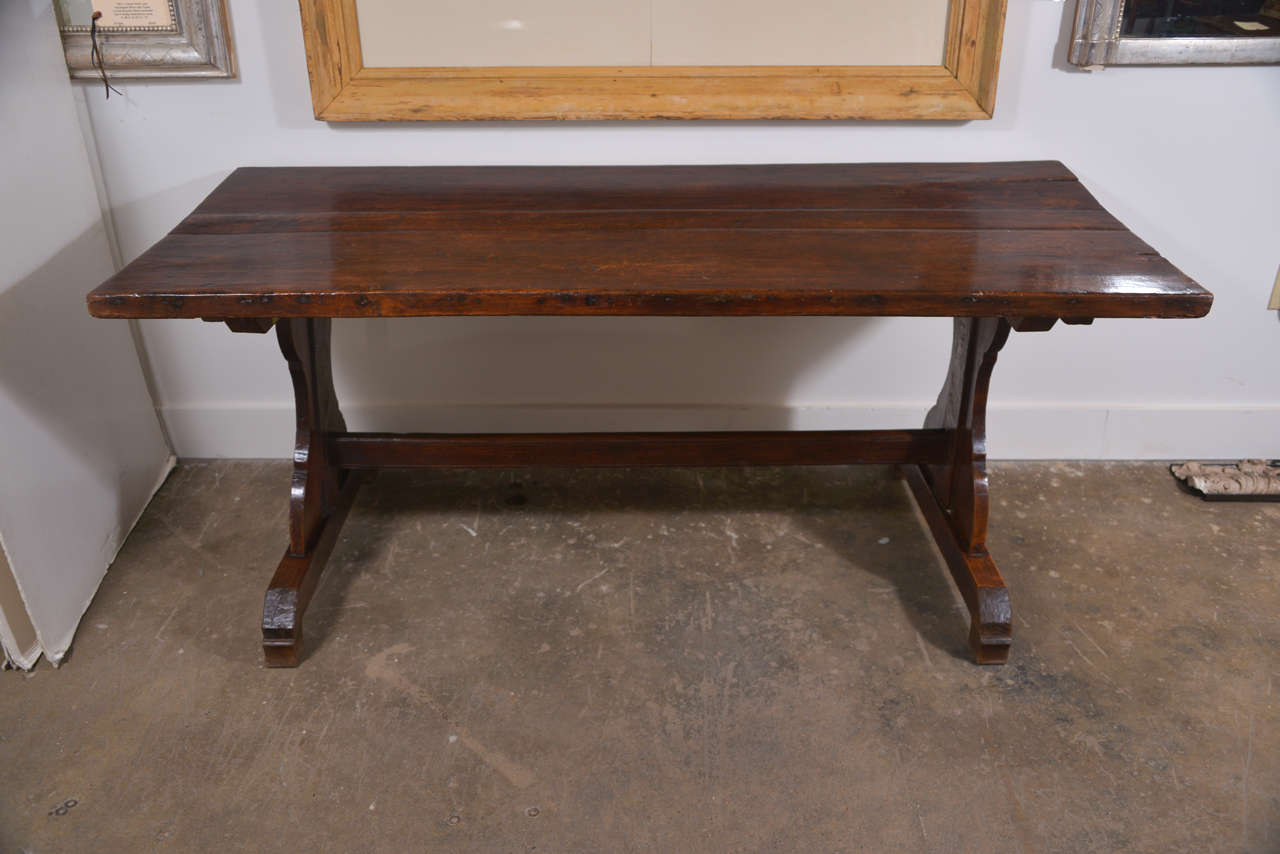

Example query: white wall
[0,2,173,667]
[80,1,1280,459]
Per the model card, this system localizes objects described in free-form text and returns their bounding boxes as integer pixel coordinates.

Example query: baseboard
[160,402,1280,461]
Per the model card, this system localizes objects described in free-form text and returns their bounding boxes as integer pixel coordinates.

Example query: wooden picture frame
[298,0,1008,121]
[57,0,235,79]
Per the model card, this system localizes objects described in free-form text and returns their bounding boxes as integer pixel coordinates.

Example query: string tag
[90,11,124,100]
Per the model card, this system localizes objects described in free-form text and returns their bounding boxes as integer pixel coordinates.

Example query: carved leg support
[262,318,359,667]
[229,314,1047,667]
[905,317,1012,664]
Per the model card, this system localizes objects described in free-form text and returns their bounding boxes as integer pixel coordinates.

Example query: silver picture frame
[56,0,235,79]
[1070,0,1280,65]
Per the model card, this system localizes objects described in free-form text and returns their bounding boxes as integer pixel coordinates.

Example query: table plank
[87,163,1211,320]
[189,162,1105,215]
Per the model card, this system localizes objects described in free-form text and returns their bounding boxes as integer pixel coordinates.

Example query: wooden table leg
[906,317,1013,664]
[261,318,358,667]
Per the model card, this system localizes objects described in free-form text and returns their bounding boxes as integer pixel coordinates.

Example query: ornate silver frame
[1070,0,1280,65]
[57,0,235,79]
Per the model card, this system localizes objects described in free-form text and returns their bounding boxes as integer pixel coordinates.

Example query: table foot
[903,465,1011,664]
[262,474,361,667]
[263,635,302,668]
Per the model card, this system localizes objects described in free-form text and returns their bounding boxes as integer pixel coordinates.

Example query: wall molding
[161,402,1280,461]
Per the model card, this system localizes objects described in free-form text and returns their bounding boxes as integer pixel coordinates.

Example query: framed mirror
[1071,0,1280,65]
[299,0,1008,120]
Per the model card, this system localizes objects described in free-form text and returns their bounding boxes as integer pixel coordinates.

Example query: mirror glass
[356,0,951,67]
[1120,0,1280,36]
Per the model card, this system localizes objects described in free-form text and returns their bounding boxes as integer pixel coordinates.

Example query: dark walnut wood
[261,318,357,667]
[86,163,1213,667]
[88,163,1210,321]
[331,430,953,470]
[911,317,1013,663]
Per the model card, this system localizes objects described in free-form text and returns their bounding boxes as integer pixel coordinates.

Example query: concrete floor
[1,462,1277,852]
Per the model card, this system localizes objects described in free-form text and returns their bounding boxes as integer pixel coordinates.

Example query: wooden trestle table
[87,163,1212,666]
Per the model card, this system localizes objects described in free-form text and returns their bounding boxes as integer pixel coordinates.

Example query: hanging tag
[90,11,125,100]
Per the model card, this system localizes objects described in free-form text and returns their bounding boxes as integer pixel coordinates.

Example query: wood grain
[184,162,1105,215]
[331,430,953,470]
[321,68,991,122]
[262,318,354,666]
[87,163,1211,321]
[946,0,1008,114]
[297,0,1008,121]
[904,465,1011,664]
[297,0,362,114]
[907,316,1015,664]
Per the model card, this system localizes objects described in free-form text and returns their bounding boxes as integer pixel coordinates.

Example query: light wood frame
[299,0,1008,120]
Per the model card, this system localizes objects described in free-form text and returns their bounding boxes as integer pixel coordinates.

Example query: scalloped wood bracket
[262,318,359,667]
[906,317,1012,663]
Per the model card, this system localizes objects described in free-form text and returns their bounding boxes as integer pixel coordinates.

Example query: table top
[87,162,1211,320]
